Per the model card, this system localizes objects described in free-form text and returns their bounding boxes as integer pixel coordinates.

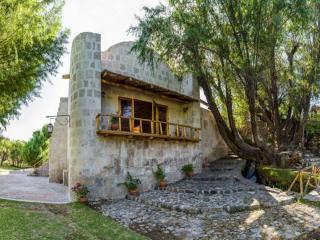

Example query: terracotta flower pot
[111,124,119,131]
[185,171,194,177]
[159,180,167,188]
[129,188,139,196]
[79,196,88,203]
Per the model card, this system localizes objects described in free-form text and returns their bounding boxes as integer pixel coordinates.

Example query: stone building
[49,32,228,201]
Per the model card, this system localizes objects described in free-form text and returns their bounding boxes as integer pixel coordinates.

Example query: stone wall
[200,108,229,161]
[84,83,202,200]
[49,97,68,183]
[68,32,102,201]
[101,42,196,98]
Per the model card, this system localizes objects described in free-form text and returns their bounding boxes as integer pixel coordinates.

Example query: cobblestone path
[97,156,320,240]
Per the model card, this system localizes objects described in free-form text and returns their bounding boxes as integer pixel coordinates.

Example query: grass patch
[300,199,320,208]
[257,165,320,192]
[0,199,148,240]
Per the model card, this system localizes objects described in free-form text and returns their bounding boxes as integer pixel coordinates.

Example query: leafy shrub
[154,165,166,181]
[306,121,320,141]
[181,164,194,174]
[111,116,118,125]
[120,172,141,191]
[257,166,320,192]
[71,183,89,199]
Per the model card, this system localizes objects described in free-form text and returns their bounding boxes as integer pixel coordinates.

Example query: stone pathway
[0,169,69,203]
[97,155,320,239]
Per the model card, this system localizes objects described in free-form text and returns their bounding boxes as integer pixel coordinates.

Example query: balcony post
[96,114,100,130]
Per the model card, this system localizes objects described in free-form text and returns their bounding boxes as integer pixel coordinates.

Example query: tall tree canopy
[22,124,50,167]
[131,0,320,164]
[0,0,69,128]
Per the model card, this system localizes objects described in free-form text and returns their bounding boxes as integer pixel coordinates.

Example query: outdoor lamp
[47,123,54,134]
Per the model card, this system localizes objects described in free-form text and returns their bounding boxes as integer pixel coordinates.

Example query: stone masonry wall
[68,32,102,201]
[65,32,227,201]
[101,42,196,98]
[200,108,229,161]
[49,97,68,183]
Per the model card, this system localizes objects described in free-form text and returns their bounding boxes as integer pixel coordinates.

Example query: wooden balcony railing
[96,114,200,142]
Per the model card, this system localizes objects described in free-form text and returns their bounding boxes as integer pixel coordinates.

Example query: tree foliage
[0,125,50,167]
[0,137,12,165]
[0,0,69,129]
[22,125,50,167]
[131,0,320,164]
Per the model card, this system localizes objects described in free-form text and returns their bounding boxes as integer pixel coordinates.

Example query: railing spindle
[96,114,100,130]
[139,119,142,133]
[97,113,200,141]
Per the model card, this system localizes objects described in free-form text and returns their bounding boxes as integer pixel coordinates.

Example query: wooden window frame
[118,96,166,134]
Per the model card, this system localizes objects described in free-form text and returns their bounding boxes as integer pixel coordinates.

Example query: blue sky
[3,0,163,140]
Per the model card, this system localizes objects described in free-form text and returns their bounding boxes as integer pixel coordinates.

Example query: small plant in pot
[71,183,89,203]
[110,116,119,130]
[120,172,141,196]
[154,165,167,189]
[181,164,194,177]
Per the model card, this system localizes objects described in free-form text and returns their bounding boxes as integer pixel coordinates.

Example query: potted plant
[120,172,141,196]
[71,183,89,203]
[181,164,194,177]
[154,165,167,188]
[111,116,119,130]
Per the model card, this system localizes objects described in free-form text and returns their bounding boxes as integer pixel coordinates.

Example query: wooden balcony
[96,114,200,142]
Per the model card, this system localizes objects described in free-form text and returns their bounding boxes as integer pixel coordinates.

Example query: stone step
[158,179,266,195]
[210,158,245,164]
[158,184,262,195]
[189,175,237,181]
[188,171,241,181]
[209,160,246,170]
[128,189,296,214]
[99,199,205,239]
[209,167,234,172]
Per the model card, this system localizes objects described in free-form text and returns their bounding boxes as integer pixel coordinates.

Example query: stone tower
[68,32,102,200]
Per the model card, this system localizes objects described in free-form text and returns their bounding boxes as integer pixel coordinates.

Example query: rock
[304,187,320,202]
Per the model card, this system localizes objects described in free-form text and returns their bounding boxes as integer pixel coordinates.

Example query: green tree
[130,0,320,164]
[0,137,12,166]
[10,140,25,167]
[22,125,50,167]
[0,0,69,128]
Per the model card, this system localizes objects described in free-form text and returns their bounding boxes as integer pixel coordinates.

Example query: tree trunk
[197,74,277,163]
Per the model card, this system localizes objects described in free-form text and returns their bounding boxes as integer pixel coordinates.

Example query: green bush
[306,121,320,141]
[154,165,166,181]
[257,166,320,192]
[120,172,141,191]
[181,164,194,174]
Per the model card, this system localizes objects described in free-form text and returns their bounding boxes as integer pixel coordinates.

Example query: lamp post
[46,115,70,136]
